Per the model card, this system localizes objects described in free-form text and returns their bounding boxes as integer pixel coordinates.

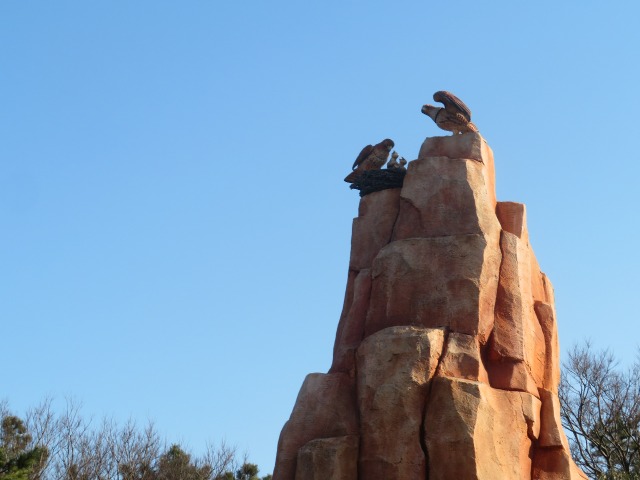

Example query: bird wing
[433,91,472,121]
[352,144,373,170]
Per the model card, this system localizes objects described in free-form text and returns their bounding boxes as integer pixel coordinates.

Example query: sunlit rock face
[273,133,587,480]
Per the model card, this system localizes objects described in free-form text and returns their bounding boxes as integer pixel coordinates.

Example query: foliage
[559,341,640,480]
[0,414,48,480]
[0,399,271,480]
[155,445,211,480]
[234,463,259,480]
[214,462,270,480]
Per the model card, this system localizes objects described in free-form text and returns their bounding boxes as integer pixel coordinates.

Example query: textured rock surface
[535,301,562,392]
[496,201,526,237]
[295,436,358,480]
[273,373,357,480]
[365,235,500,342]
[349,188,401,271]
[418,132,497,208]
[425,376,540,479]
[436,332,489,382]
[393,134,499,242]
[356,326,445,479]
[487,230,547,397]
[538,388,570,449]
[533,448,589,480]
[273,134,586,480]
[330,268,371,374]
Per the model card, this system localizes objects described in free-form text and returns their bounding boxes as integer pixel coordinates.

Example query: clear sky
[2,1,639,475]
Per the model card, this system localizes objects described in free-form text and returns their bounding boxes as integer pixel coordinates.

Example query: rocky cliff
[273,133,587,480]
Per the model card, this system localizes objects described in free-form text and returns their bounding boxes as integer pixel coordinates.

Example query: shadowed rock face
[295,436,358,480]
[356,326,445,479]
[273,133,587,480]
[272,373,358,480]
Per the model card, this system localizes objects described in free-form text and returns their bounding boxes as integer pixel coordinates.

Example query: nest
[349,169,407,197]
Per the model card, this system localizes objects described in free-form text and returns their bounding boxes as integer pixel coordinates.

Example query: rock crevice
[273,133,586,480]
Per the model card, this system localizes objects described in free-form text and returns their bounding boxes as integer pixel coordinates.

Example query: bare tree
[0,400,10,421]
[26,397,57,477]
[200,440,237,479]
[559,341,640,479]
[114,420,162,480]
[1,398,262,480]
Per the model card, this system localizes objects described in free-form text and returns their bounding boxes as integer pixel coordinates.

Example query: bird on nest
[344,138,395,183]
[421,91,478,135]
[386,151,400,169]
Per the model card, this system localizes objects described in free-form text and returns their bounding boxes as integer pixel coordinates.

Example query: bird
[344,138,395,183]
[421,90,478,134]
[386,151,399,169]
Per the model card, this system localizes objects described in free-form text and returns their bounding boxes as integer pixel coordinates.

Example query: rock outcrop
[273,133,587,480]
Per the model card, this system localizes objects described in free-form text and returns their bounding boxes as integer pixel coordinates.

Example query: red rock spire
[273,133,587,480]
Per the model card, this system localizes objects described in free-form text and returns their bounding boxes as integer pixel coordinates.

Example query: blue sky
[2,1,639,475]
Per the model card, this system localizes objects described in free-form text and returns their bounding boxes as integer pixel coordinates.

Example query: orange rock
[365,235,500,343]
[356,326,445,480]
[425,376,541,479]
[534,301,561,392]
[541,272,556,305]
[333,269,357,350]
[330,269,371,374]
[488,230,547,391]
[530,252,548,303]
[486,359,540,397]
[420,132,497,208]
[538,389,569,449]
[496,201,526,238]
[349,188,400,271]
[274,134,584,479]
[571,461,590,479]
[392,156,500,242]
[295,436,358,480]
[532,389,590,477]
[436,332,489,383]
[495,201,555,306]
[522,391,543,440]
[419,132,487,160]
[532,448,589,480]
[273,373,358,480]
[490,231,530,362]
[531,251,558,306]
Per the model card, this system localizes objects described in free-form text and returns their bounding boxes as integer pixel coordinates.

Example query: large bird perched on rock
[344,138,395,183]
[421,91,478,134]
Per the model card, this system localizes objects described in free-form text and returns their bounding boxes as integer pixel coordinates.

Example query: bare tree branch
[560,341,640,479]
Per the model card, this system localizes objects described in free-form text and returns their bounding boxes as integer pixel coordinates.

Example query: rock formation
[273,133,587,480]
